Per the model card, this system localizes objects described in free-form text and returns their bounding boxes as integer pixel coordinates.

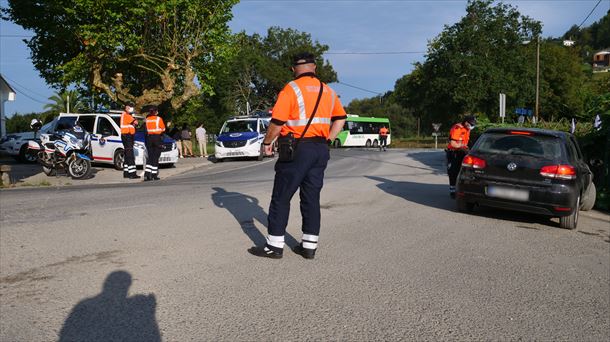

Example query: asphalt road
[1,149,608,341]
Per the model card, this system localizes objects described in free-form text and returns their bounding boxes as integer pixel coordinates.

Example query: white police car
[0,120,56,162]
[215,116,270,161]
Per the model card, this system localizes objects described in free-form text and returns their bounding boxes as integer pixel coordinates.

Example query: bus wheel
[372,139,379,148]
[333,139,341,148]
[365,139,372,147]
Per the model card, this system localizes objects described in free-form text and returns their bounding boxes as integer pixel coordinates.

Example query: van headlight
[215,141,223,147]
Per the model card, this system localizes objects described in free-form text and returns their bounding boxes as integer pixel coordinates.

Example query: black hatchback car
[456,128,596,229]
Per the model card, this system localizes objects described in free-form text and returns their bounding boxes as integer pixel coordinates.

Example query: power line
[577,0,603,29]
[1,75,49,105]
[2,74,50,99]
[325,51,426,55]
[0,34,33,38]
[335,81,382,95]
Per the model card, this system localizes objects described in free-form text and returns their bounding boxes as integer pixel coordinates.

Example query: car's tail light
[540,165,576,180]
[509,130,533,135]
[462,155,486,169]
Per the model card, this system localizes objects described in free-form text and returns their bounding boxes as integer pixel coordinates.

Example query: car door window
[96,117,118,136]
[77,116,95,133]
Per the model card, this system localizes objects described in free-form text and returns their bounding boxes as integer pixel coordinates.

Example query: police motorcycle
[27,119,93,179]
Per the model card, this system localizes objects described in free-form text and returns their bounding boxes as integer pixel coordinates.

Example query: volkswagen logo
[507,162,517,171]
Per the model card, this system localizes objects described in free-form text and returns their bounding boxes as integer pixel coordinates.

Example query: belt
[296,136,327,143]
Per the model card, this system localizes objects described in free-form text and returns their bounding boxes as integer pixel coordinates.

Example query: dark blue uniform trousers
[268,142,330,238]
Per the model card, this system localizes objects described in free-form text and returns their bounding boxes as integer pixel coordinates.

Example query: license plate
[159,157,172,163]
[487,186,529,201]
[227,152,244,156]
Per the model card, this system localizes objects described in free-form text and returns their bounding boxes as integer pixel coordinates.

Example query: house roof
[0,74,17,94]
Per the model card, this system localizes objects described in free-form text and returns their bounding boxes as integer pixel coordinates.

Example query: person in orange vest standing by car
[378,125,389,151]
[144,105,166,181]
[120,102,140,179]
[446,115,476,198]
[248,52,347,260]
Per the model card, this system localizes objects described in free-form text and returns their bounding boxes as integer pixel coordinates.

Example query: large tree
[223,27,338,114]
[2,0,237,112]
[396,0,543,127]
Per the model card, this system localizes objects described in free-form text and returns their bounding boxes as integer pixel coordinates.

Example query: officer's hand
[263,144,273,156]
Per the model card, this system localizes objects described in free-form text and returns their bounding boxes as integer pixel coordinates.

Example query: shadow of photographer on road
[58,270,160,342]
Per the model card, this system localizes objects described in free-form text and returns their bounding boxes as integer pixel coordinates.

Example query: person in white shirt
[195,123,208,158]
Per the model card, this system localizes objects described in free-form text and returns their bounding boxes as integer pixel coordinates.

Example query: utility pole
[535,37,540,123]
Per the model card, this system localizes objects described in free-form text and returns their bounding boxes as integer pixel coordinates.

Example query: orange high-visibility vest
[120,112,136,135]
[271,74,346,139]
[379,127,389,137]
[146,115,165,135]
[447,123,470,150]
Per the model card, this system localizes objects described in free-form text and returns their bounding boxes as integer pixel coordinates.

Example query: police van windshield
[222,120,257,134]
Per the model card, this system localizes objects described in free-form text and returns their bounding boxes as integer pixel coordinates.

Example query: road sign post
[499,93,506,123]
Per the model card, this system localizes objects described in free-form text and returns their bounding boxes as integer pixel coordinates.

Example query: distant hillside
[561,10,610,62]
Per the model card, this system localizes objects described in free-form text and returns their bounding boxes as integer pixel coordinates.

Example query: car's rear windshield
[473,132,562,159]
[222,120,257,133]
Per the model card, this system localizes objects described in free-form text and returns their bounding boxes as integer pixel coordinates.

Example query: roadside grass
[391,137,438,149]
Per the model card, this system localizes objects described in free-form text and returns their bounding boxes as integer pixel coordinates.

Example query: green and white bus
[332,115,391,148]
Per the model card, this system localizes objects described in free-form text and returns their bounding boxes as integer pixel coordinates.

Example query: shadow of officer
[58,271,160,342]
[211,187,298,248]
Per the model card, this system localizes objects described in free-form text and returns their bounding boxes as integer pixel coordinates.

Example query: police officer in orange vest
[248,52,347,260]
[144,105,166,181]
[446,115,476,198]
[379,125,389,151]
[120,102,140,179]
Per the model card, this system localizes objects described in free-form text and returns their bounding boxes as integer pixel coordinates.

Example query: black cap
[125,101,135,107]
[292,52,316,66]
[147,105,158,113]
[463,115,476,126]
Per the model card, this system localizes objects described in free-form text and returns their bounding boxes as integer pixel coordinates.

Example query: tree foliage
[44,90,87,114]
[175,27,338,134]
[222,27,337,115]
[346,93,415,138]
[2,0,237,112]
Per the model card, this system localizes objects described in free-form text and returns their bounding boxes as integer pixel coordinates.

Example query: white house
[0,74,17,137]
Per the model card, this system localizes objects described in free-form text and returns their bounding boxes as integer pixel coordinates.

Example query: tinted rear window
[473,133,562,159]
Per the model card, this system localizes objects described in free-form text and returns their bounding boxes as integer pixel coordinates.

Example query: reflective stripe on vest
[288,81,307,120]
[285,117,332,127]
[285,81,332,128]
[146,116,163,134]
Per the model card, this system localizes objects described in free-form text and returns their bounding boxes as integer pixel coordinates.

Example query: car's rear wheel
[559,196,579,230]
[581,183,596,211]
[19,144,37,163]
[456,197,474,213]
[333,139,341,148]
[113,149,124,170]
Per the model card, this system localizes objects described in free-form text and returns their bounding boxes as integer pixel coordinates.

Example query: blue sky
[1,0,608,116]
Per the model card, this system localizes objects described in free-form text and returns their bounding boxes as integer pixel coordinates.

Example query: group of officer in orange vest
[120,103,166,181]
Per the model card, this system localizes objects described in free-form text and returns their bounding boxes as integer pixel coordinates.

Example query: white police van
[215,115,270,162]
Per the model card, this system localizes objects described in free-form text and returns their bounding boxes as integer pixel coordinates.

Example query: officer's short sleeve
[271,86,294,125]
[331,93,347,121]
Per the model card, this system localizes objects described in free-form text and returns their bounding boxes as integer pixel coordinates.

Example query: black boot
[292,244,316,260]
[129,173,141,179]
[247,245,283,259]
[123,171,130,178]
